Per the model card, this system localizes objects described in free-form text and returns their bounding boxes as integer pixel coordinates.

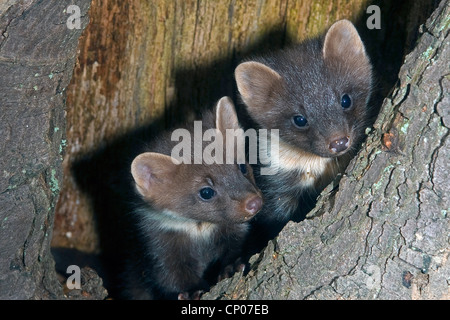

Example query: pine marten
[122,97,263,299]
[235,20,373,243]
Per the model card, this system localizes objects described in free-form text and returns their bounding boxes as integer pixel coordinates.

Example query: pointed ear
[323,19,369,66]
[131,152,180,198]
[235,61,282,112]
[215,96,240,134]
[215,96,245,163]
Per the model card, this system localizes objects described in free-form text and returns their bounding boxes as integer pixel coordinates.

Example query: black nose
[329,136,349,153]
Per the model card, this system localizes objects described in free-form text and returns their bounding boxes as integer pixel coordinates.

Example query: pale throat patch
[138,208,218,239]
[262,136,333,186]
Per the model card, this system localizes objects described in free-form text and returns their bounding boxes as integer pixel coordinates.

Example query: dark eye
[292,115,308,128]
[199,187,215,201]
[341,94,352,109]
[238,163,247,175]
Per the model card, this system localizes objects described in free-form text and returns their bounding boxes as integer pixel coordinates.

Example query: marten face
[235,20,373,160]
[131,97,263,225]
[145,161,262,224]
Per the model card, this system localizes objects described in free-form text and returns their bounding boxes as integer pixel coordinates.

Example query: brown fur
[124,97,263,299]
[235,20,373,245]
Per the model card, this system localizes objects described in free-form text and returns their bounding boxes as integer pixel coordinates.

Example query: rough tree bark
[0,1,106,299]
[204,0,449,300]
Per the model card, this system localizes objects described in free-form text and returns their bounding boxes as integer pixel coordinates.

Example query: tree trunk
[0,1,99,299]
[204,0,449,300]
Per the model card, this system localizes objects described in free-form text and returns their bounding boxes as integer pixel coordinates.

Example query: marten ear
[235,61,282,113]
[215,96,240,134]
[131,152,180,197]
[215,96,245,163]
[323,19,369,67]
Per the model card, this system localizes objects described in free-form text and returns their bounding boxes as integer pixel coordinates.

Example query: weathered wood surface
[203,0,449,300]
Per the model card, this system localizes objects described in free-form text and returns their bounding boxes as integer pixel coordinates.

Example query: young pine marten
[235,20,373,243]
[122,97,263,299]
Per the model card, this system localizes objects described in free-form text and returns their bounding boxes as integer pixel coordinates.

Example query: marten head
[235,20,373,159]
[131,97,263,226]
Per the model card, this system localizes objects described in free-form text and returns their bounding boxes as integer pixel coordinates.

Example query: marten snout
[329,136,350,154]
[238,194,263,220]
[244,195,263,216]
